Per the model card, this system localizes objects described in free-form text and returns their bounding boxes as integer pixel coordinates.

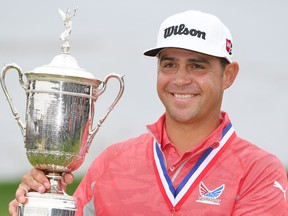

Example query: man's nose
[173,66,192,86]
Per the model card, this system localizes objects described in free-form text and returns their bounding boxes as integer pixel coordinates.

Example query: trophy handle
[86,73,124,152]
[0,63,28,136]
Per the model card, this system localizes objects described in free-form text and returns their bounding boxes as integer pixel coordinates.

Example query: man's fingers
[30,168,51,189]
[63,173,74,185]
[61,173,74,192]
[9,199,19,216]
[22,168,50,192]
[19,186,28,194]
[16,184,30,203]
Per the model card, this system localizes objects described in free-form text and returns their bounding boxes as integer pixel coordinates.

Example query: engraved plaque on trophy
[0,8,124,216]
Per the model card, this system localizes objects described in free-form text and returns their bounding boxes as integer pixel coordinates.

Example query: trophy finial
[58,7,78,54]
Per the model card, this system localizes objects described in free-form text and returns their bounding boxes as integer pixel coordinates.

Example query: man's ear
[223,62,239,90]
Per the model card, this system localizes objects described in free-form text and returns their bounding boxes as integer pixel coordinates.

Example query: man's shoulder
[229,136,285,173]
[231,137,277,156]
[86,132,153,177]
[96,132,153,161]
[228,138,287,215]
[108,132,153,151]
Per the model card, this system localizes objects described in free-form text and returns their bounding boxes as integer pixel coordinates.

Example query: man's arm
[232,155,287,215]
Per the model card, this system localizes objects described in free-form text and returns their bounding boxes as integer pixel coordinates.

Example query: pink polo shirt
[74,112,288,215]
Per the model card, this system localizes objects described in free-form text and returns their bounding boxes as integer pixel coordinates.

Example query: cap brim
[144,46,232,62]
[143,48,165,57]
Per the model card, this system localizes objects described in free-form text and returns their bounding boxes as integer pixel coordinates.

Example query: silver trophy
[0,8,124,216]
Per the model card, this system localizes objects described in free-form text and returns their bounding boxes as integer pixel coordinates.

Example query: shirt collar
[147,111,233,154]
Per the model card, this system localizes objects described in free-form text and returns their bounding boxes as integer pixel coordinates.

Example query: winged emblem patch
[196,181,225,205]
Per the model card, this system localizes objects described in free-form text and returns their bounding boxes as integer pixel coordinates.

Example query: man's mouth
[173,93,194,99]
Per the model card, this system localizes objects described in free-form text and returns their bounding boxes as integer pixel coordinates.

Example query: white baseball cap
[144,10,233,62]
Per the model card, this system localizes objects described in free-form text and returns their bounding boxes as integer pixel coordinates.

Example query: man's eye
[159,62,178,73]
[192,64,203,69]
[164,63,176,68]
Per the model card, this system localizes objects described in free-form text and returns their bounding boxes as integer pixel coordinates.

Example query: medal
[152,122,236,212]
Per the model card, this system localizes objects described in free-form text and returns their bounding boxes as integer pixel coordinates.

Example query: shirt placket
[165,142,220,188]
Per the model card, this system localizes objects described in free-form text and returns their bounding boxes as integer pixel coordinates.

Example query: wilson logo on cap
[163,24,206,40]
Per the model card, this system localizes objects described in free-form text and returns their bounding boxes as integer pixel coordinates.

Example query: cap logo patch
[226,39,232,55]
[164,24,206,40]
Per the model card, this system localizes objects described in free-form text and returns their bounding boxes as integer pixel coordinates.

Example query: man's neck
[165,114,221,155]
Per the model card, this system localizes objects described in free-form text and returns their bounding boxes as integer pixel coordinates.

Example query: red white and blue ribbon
[152,122,236,211]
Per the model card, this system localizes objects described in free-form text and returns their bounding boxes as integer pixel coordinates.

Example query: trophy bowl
[24,71,105,174]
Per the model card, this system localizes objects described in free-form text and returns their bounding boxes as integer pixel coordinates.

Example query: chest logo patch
[196,181,225,205]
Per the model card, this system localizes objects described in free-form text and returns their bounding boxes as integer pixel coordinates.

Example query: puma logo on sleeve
[273,181,287,202]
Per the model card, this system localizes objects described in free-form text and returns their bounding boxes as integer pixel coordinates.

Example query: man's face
[157,48,229,125]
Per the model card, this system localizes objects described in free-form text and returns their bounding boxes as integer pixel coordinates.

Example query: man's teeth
[174,94,193,99]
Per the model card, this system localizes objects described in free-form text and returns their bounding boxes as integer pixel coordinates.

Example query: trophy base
[18,192,76,216]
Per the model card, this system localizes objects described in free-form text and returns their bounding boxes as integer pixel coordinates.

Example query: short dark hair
[220,58,230,70]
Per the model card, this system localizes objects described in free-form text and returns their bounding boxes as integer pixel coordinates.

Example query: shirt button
[170,166,175,171]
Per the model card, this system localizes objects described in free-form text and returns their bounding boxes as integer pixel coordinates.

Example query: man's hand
[8,168,74,215]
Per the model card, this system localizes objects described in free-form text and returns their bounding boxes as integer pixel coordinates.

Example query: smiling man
[10,10,288,216]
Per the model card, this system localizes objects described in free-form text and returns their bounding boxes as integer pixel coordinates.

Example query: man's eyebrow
[187,57,210,65]
[159,56,176,62]
[158,55,212,65]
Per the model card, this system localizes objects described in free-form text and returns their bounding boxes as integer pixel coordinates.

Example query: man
[9,10,288,215]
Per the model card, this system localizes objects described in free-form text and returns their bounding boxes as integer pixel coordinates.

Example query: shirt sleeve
[73,152,106,216]
[232,154,287,215]
[73,165,95,216]
[73,145,114,216]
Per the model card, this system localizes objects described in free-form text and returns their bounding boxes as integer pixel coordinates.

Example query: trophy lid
[28,7,95,79]
[30,53,95,79]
